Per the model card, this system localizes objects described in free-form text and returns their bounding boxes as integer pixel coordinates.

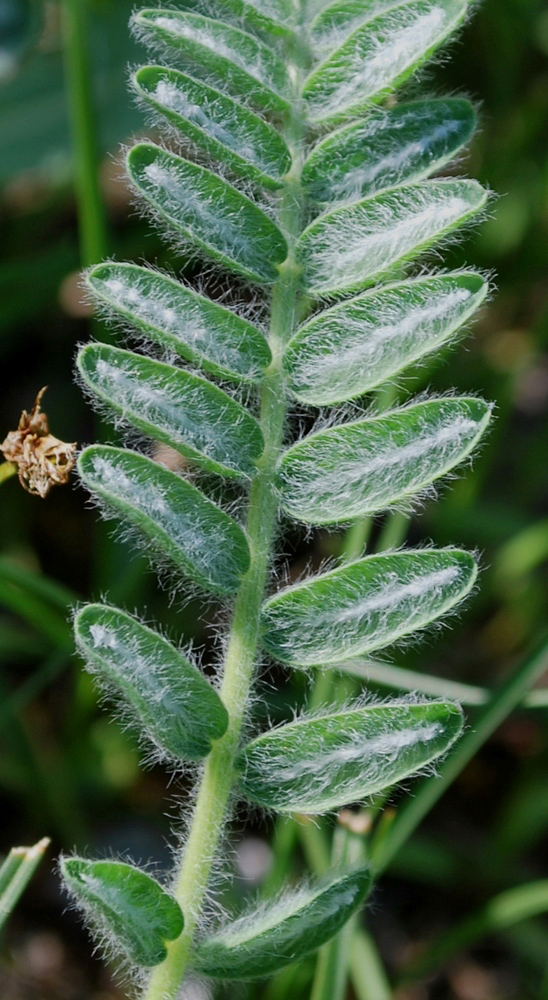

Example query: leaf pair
[61,855,372,979]
[125,143,486,296]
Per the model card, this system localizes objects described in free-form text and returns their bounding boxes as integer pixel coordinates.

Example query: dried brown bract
[0,388,76,498]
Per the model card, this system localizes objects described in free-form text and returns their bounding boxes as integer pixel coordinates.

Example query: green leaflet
[60,858,184,967]
[297,179,488,296]
[261,549,477,665]
[133,66,291,190]
[127,143,288,283]
[303,0,469,123]
[78,446,250,596]
[302,98,476,204]
[164,0,294,36]
[278,397,492,524]
[77,344,264,479]
[310,0,403,51]
[284,272,488,405]
[235,700,464,812]
[86,263,271,383]
[74,604,228,761]
[132,9,291,111]
[192,865,372,978]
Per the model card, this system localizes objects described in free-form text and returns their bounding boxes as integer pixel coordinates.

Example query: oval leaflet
[78,344,264,479]
[236,700,464,813]
[78,446,250,596]
[192,865,372,977]
[86,262,271,383]
[60,858,184,967]
[74,604,228,761]
[261,549,478,666]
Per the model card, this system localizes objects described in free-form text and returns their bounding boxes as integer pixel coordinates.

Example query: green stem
[376,510,408,552]
[61,0,107,268]
[310,824,370,1000]
[0,463,17,487]
[335,657,548,708]
[350,929,393,1000]
[262,817,299,898]
[0,838,50,932]
[342,516,373,562]
[373,633,548,874]
[142,106,306,1000]
[400,880,548,984]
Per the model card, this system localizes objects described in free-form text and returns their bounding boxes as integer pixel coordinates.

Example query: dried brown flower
[0,388,76,498]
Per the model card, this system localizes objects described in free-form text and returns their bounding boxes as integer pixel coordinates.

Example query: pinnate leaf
[77,344,264,479]
[60,858,184,966]
[261,549,477,665]
[236,700,464,812]
[278,397,492,524]
[132,9,291,111]
[133,66,291,190]
[303,0,469,123]
[284,272,487,405]
[302,98,476,204]
[78,446,250,596]
[74,604,228,761]
[192,865,372,978]
[127,143,288,283]
[86,263,271,383]
[298,179,487,296]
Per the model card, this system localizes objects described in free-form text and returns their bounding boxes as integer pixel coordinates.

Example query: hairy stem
[142,109,306,1000]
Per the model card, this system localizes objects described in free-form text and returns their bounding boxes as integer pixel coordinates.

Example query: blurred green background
[0,0,547,997]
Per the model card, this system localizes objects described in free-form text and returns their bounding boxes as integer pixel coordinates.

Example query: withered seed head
[0,387,77,498]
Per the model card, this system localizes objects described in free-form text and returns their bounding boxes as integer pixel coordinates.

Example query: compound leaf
[236,700,464,812]
[284,272,487,405]
[86,263,271,384]
[74,604,228,761]
[298,179,487,296]
[132,9,291,111]
[303,0,469,123]
[302,98,476,204]
[127,143,288,283]
[261,548,477,665]
[77,344,264,479]
[133,66,291,190]
[192,865,372,977]
[278,397,492,524]
[78,446,250,596]
[60,857,184,967]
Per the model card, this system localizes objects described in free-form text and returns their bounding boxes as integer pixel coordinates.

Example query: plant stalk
[142,108,306,1000]
[61,0,108,269]
[0,838,50,931]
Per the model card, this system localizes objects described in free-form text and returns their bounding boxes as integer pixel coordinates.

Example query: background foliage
[0,0,547,997]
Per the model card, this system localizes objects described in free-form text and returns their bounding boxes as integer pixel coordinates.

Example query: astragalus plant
[60,0,493,995]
